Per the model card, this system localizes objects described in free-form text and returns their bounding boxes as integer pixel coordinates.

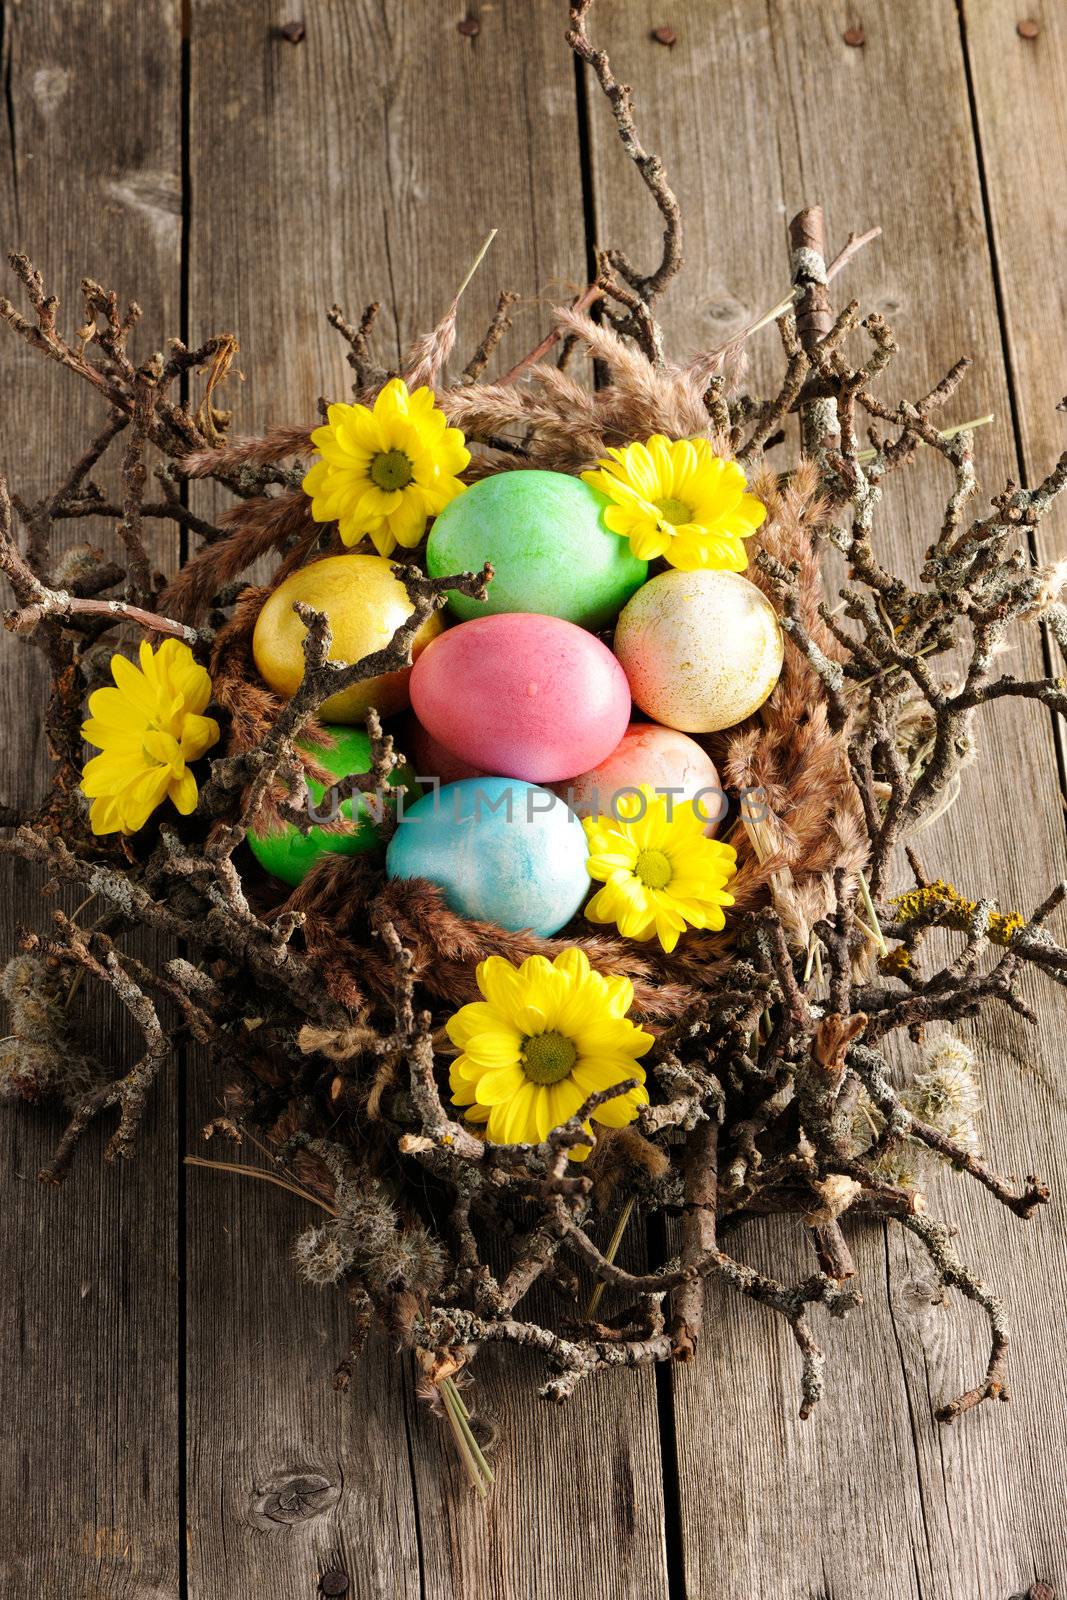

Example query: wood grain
[963,1,1067,498]
[0,3,183,1596]
[3,1,1066,1594]
[402,1270,671,1600]
[185,4,670,1596]
[586,4,1067,1597]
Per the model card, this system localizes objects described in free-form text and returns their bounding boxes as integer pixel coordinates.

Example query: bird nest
[2,3,1066,1491]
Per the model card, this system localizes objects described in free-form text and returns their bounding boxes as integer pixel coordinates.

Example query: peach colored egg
[613,569,784,733]
[409,612,631,784]
[552,722,725,834]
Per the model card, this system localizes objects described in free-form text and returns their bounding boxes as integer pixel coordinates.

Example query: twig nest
[385,777,590,936]
[246,727,419,887]
[426,469,647,627]
[552,721,724,835]
[252,554,443,722]
[613,569,784,732]
[409,613,631,783]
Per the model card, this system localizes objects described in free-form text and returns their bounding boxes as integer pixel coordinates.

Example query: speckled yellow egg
[613,569,783,733]
[252,554,443,723]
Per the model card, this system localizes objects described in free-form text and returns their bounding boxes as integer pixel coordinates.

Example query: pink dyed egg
[410,613,631,784]
[403,713,487,786]
[552,722,725,834]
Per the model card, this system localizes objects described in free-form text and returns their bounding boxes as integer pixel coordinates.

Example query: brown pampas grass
[553,307,717,436]
[180,423,315,478]
[681,336,748,395]
[370,876,705,1021]
[723,462,868,943]
[403,230,499,393]
[440,306,731,473]
[403,301,459,394]
[270,864,704,1022]
[162,489,317,624]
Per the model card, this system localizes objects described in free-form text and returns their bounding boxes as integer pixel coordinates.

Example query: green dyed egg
[247,726,418,888]
[426,469,647,628]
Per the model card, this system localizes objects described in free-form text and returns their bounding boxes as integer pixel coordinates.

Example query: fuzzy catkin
[911,1036,981,1153]
[294,1140,447,1299]
[293,1223,356,1287]
[854,1035,982,1183]
[0,954,101,1107]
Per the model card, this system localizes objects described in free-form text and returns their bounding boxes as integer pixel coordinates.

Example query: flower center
[653,495,692,528]
[522,1030,578,1085]
[634,848,673,890]
[369,448,414,492]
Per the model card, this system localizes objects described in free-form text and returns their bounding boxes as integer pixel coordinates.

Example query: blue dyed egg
[385,777,589,936]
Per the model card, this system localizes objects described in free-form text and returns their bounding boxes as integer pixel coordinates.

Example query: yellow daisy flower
[583,785,737,953]
[447,948,653,1159]
[581,434,766,570]
[303,377,470,557]
[80,639,220,836]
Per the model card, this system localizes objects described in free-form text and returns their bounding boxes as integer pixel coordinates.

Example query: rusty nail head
[458,17,480,36]
[279,20,305,43]
[843,25,865,46]
[651,26,678,46]
[320,1574,350,1598]
[1017,18,1040,38]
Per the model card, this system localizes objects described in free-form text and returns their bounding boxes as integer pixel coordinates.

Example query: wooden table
[1,3,1065,1596]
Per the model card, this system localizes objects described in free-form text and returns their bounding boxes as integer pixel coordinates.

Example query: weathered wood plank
[962,5,1067,510]
[587,4,1067,1597]
[186,5,671,1596]
[0,3,182,1596]
[403,1276,671,1600]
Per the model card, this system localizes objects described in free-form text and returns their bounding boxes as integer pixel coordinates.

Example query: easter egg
[613,569,784,733]
[403,713,487,786]
[386,777,589,936]
[409,612,631,784]
[426,469,647,628]
[246,726,419,888]
[553,722,725,834]
[252,554,443,723]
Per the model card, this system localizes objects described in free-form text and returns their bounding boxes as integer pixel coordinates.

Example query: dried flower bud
[293,1224,355,1288]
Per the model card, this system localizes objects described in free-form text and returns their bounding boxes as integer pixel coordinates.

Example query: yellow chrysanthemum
[302,377,470,557]
[447,949,653,1159]
[581,434,766,570]
[80,639,220,836]
[583,785,737,954]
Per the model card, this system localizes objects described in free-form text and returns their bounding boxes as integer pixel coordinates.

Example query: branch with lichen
[1,0,1067,1467]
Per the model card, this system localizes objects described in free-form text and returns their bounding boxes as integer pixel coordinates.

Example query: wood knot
[249,1471,340,1530]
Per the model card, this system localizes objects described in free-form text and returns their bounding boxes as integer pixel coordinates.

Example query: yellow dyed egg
[613,569,783,733]
[252,554,443,723]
